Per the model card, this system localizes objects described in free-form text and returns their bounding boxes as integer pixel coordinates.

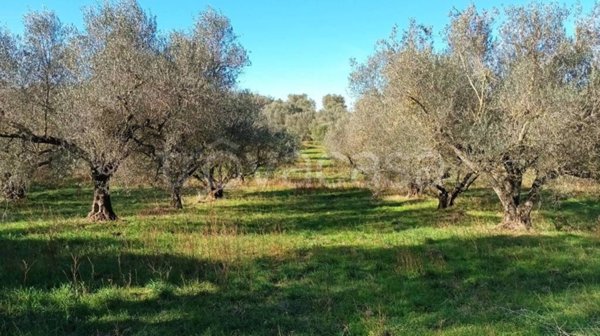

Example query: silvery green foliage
[0,0,247,219]
[130,10,296,207]
[310,94,348,142]
[331,3,600,227]
[0,1,295,214]
[192,91,297,201]
[131,8,250,208]
[262,94,317,140]
[0,139,74,200]
[0,12,74,200]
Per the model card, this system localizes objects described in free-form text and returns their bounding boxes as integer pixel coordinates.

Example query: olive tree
[311,94,348,142]
[263,93,316,140]
[0,2,159,220]
[326,87,477,207]
[0,13,74,200]
[440,4,599,228]
[193,91,297,200]
[133,9,251,208]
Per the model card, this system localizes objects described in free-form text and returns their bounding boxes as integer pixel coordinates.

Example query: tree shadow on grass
[3,184,599,238]
[2,183,463,238]
[539,196,600,231]
[2,234,600,335]
[0,235,216,291]
[215,187,458,233]
[1,185,458,241]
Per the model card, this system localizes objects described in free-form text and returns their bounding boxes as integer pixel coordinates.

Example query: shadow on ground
[1,233,599,335]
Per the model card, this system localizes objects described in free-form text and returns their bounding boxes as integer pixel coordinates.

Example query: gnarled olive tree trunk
[170,183,183,209]
[162,157,202,210]
[2,174,27,200]
[209,186,224,199]
[436,189,452,209]
[88,168,117,221]
[491,172,551,230]
[493,185,533,230]
[207,168,224,199]
[435,172,478,209]
[2,184,26,200]
[407,181,425,198]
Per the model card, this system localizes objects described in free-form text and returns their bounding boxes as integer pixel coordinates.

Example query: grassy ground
[1,143,600,335]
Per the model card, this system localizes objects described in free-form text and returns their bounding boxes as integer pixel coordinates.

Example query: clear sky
[0,1,593,108]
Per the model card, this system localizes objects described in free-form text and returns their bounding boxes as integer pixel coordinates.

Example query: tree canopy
[327,2,600,229]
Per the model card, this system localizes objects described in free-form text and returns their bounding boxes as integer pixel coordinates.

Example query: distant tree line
[262,93,349,142]
[327,2,600,230]
[0,1,297,219]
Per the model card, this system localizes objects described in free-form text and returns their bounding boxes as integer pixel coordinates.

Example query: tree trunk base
[211,188,224,199]
[498,221,530,231]
[437,192,453,209]
[498,213,531,231]
[88,174,117,221]
[88,209,117,221]
[200,187,224,202]
[171,192,183,209]
[3,185,26,201]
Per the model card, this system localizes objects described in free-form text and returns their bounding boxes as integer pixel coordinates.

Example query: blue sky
[0,1,593,108]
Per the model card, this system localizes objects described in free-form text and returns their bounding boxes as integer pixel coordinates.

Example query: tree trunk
[2,182,26,200]
[435,172,477,210]
[437,189,450,209]
[437,189,463,209]
[492,171,551,230]
[407,182,423,197]
[206,184,224,199]
[87,170,117,221]
[498,196,533,230]
[448,194,457,207]
[493,186,532,230]
[206,168,224,199]
[170,184,183,209]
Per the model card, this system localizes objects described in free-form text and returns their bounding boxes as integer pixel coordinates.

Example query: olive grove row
[0,1,298,220]
[326,2,600,229]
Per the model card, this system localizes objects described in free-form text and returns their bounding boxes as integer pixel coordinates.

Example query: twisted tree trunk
[1,173,27,200]
[2,183,26,200]
[209,185,224,199]
[437,189,451,209]
[435,172,478,209]
[492,172,551,230]
[170,184,183,209]
[87,169,117,221]
[205,167,224,199]
[494,185,533,230]
[498,198,534,230]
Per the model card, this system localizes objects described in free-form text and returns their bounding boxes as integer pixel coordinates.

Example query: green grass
[1,143,600,335]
